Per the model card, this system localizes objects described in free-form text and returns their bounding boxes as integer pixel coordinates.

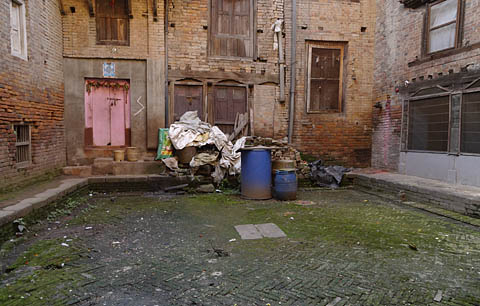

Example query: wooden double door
[85,79,131,147]
[173,84,247,135]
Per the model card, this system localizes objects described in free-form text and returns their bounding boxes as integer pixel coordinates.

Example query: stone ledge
[0,178,88,227]
[349,172,480,218]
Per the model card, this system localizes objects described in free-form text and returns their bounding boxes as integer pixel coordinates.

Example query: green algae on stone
[0,238,88,305]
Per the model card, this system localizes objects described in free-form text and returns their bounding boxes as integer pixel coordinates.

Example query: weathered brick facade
[372,0,480,171]
[0,0,65,190]
[286,0,376,166]
[61,0,166,165]
[168,0,376,167]
[62,0,165,59]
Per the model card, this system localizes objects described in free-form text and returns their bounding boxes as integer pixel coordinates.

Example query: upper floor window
[209,0,254,58]
[306,42,345,113]
[427,0,460,54]
[10,0,27,60]
[96,0,129,46]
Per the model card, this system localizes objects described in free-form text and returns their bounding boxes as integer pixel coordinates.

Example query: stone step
[63,166,92,177]
[92,158,166,176]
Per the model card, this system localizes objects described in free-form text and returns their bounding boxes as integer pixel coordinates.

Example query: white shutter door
[10,4,21,54]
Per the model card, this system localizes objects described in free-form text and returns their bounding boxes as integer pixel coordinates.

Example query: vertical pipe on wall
[278,30,285,102]
[164,0,169,126]
[288,0,296,144]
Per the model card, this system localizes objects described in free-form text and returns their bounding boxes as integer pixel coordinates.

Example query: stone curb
[0,175,191,227]
[0,178,88,227]
[348,172,480,218]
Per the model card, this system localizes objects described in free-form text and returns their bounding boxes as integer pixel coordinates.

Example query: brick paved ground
[1,188,479,305]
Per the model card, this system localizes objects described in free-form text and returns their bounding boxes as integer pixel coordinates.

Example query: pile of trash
[160,111,246,183]
[309,160,351,189]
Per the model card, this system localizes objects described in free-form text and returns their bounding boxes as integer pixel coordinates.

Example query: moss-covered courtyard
[1,187,479,305]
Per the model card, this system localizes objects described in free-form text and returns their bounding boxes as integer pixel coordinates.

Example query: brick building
[372,0,480,187]
[0,0,65,190]
[286,0,375,166]
[60,0,376,168]
[1,0,377,188]
[167,0,375,167]
[61,0,166,166]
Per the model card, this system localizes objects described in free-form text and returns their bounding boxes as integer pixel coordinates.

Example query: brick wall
[372,0,480,170]
[0,0,65,189]
[285,0,376,167]
[62,0,165,59]
[167,0,288,138]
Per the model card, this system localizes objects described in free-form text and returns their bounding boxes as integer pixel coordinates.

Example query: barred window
[408,96,449,151]
[14,125,31,165]
[461,92,480,154]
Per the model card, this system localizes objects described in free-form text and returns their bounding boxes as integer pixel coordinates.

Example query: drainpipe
[288,0,296,144]
[164,0,169,127]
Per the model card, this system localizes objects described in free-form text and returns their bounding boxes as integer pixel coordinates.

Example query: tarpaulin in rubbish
[309,160,350,189]
[168,111,246,183]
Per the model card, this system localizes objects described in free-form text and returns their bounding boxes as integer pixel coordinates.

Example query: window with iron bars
[14,125,31,166]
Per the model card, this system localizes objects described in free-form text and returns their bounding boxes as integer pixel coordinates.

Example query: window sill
[96,41,130,46]
[408,42,480,67]
[208,56,254,62]
[307,110,342,114]
[15,161,31,169]
[11,52,28,61]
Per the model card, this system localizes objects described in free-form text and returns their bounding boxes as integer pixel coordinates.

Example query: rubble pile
[244,136,310,178]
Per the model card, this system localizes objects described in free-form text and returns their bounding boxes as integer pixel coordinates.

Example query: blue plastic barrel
[241,148,272,199]
[274,170,297,201]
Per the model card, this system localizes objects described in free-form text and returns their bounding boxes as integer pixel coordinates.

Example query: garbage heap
[161,111,246,184]
[244,136,310,179]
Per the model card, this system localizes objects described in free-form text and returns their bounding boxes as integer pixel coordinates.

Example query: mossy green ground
[1,188,479,305]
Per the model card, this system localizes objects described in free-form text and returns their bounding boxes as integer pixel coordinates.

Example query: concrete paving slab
[255,223,287,238]
[234,224,263,240]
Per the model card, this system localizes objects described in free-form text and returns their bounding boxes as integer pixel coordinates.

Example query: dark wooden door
[214,86,247,134]
[174,85,204,121]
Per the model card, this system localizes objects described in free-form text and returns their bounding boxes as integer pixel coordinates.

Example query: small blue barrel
[241,148,272,199]
[274,170,297,201]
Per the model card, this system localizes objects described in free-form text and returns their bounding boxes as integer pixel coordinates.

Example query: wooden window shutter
[306,43,345,113]
[210,0,253,58]
[96,0,129,45]
[10,2,21,54]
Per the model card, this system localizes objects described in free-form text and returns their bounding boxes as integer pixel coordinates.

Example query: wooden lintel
[168,70,279,85]
[87,0,94,17]
[58,0,66,15]
[127,0,133,18]
[153,0,158,21]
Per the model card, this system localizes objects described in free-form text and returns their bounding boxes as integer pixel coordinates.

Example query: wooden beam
[153,0,158,22]
[127,0,133,18]
[168,70,279,85]
[87,0,94,17]
[58,0,66,15]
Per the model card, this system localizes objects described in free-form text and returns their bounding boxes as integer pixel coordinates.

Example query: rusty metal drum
[241,147,272,200]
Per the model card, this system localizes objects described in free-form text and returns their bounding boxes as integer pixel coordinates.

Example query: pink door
[85,79,130,146]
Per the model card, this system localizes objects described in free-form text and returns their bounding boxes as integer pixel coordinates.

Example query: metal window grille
[14,125,31,165]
